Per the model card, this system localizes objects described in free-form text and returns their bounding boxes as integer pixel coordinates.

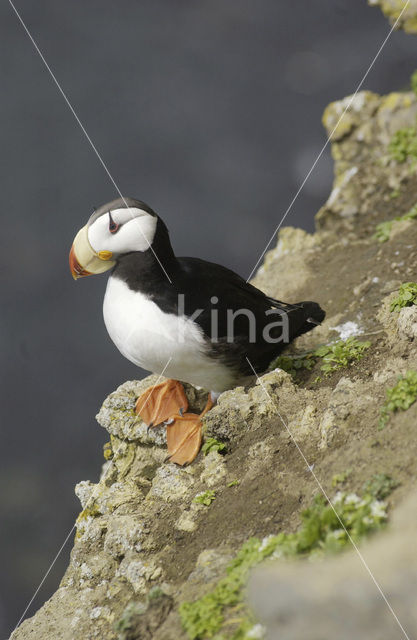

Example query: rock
[199,451,227,487]
[273,227,318,256]
[96,377,167,444]
[175,504,202,532]
[186,549,233,588]
[203,369,297,442]
[397,305,417,340]
[369,0,417,33]
[147,464,196,502]
[318,377,375,448]
[116,553,160,594]
[316,90,417,232]
[103,516,145,557]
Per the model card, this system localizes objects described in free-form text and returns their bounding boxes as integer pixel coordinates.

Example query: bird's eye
[108,211,120,234]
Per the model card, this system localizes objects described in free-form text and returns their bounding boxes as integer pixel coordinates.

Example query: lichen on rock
[369,0,417,33]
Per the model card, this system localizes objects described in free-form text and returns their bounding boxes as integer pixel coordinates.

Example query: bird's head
[69,197,159,279]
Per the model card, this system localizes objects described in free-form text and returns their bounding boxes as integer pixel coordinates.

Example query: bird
[69,197,325,465]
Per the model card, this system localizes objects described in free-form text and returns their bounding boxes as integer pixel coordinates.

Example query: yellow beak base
[69,225,116,280]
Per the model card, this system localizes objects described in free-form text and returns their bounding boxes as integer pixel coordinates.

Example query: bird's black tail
[268,298,325,342]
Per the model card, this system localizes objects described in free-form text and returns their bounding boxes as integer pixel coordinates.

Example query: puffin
[69,197,325,465]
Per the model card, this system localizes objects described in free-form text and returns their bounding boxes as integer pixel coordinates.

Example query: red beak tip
[69,245,91,279]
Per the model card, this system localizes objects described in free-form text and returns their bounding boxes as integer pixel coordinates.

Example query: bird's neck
[112,218,178,292]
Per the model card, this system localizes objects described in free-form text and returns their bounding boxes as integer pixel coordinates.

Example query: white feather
[103,277,234,392]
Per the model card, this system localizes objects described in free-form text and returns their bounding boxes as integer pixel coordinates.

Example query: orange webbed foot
[135,379,188,427]
[166,395,215,466]
[166,413,203,466]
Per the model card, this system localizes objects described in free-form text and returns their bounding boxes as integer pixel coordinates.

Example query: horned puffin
[69,197,325,465]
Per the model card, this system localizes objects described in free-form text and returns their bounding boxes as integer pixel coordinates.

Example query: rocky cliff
[11,13,417,640]
[369,0,417,32]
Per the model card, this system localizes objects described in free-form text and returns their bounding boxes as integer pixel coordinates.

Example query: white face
[87,207,157,255]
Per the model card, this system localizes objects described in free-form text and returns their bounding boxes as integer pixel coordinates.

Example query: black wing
[176,257,325,374]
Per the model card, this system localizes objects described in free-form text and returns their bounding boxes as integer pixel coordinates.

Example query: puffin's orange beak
[69,244,92,280]
[69,224,116,281]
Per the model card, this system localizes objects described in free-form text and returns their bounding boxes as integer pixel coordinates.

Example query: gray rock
[397,306,417,340]
[250,491,417,640]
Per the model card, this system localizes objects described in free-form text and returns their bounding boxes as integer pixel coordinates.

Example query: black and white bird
[70,197,325,464]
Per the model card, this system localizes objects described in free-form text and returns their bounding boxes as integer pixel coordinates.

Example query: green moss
[271,339,370,379]
[202,438,227,456]
[374,204,417,243]
[76,503,101,524]
[228,620,261,640]
[180,537,264,640]
[180,490,387,639]
[270,352,315,379]
[411,70,417,97]
[75,503,102,539]
[405,17,417,32]
[194,490,216,506]
[103,441,114,460]
[379,370,417,428]
[395,202,416,222]
[390,281,417,312]
[389,123,417,164]
[148,586,165,601]
[362,474,399,500]
[374,220,394,243]
[114,601,147,639]
[331,469,351,487]
[115,589,172,639]
[314,337,371,375]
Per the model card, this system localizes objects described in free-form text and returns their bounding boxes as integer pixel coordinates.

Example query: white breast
[102,276,234,392]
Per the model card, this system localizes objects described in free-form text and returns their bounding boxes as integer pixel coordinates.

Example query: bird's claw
[146,422,154,435]
[164,452,189,466]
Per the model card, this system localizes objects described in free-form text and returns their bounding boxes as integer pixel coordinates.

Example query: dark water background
[1,1,416,636]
